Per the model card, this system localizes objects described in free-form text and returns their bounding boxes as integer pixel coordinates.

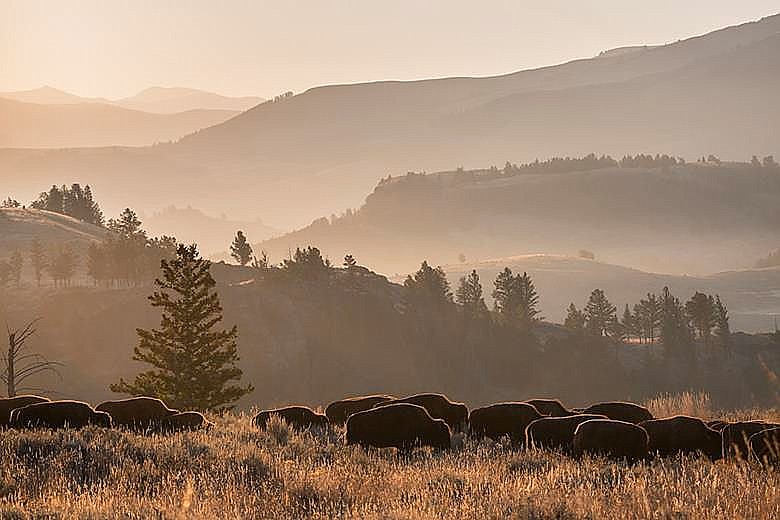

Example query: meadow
[0,393,778,519]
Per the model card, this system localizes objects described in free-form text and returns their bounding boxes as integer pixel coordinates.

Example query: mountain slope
[0,98,239,148]
[0,86,110,105]
[1,14,778,225]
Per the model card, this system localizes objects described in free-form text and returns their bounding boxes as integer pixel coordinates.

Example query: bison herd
[255,393,780,465]
[2,392,779,466]
[0,396,212,433]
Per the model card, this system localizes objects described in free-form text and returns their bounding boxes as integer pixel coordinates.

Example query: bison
[374,393,468,432]
[572,419,649,461]
[10,400,111,429]
[639,415,721,460]
[722,421,780,459]
[523,399,571,417]
[750,427,780,466]
[0,395,50,427]
[706,420,729,432]
[96,397,178,430]
[469,402,542,445]
[581,402,653,424]
[525,414,607,453]
[325,395,395,425]
[347,403,450,452]
[155,411,213,433]
[253,406,328,431]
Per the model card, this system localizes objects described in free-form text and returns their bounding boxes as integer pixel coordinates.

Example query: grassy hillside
[0,398,777,518]
[258,161,780,275]
[1,15,778,226]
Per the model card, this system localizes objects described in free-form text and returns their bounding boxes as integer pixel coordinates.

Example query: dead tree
[3,319,63,397]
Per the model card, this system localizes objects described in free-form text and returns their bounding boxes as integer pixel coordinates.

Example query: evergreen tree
[251,250,270,270]
[29,239,47,287]
[620,304,637,342]
[634,293,662,343]
[230,230,253,266]
[403,261,452,311]
[584,288,617,337]
[110,244,253,411]
[86,242,108,286]
[8,250,23,287]
[713,295,731,353]
[685,291,716,347]
[515,271,541,329]
[48,245,77,288]
[492,267,517,315]
[343,254,357,269]
[455,270,488,318]
[563,303,586,332]
[108,208,144,238]
[660,286,693,360]
[282,246,331,279]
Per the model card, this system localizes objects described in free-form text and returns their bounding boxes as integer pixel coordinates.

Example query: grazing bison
[526,414,607,453]
[155,411,213,433]
[0,395,50,426]
[722,421,780,459]
[469,402,542,445]
[572,419,649,461]
[325,395,395,425]
[523,399,571,417]
[10,400,111,429]
[750,427,780,466]
[96,397,178,430]
[581,402,653,424]
[347,403,450,452]
[639,415,721,460]
[706,420,729,432]
[253,406,328,431]
[374,394,468,432]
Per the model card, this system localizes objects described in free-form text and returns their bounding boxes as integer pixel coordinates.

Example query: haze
[2,0,778,99]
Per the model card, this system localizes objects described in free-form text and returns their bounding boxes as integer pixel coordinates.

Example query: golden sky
[1,0,778,99]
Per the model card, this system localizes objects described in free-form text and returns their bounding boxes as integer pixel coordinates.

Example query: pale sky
[1,0,778,99]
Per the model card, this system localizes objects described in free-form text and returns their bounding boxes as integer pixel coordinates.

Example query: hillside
[0,14,778,226]
[0,98,239,148]
[258,161,780,276]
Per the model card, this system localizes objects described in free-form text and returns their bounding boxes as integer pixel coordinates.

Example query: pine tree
[48,245,77,288]
[455,270,487,318]
[584,288,617,337]
[402,261,452,311]
[634,293,662,343]
[564,303,586,332]
[110,244,253,411]
[230,231,253,266]
[492,267,517,315]
[713,295,731,353]
[29,239,47,287]
[86,242,107,286]
[8,250,23,287]
[620,304,636,342]
[685,292,716,347]
[660,286,693,360]
[515,271,541,329]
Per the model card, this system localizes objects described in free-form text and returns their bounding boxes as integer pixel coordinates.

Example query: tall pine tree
[230,230,253,266]
[110,244,253,411]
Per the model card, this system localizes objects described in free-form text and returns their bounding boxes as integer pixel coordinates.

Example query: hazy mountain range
[0,86,264,147]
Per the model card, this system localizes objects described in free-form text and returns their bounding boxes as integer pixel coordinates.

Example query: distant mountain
[115,87,263,114]
[257,160,780,276]
[0,86,110,105]
[141,206,278,256]
[1,14,778,226]
[0,98,239,147]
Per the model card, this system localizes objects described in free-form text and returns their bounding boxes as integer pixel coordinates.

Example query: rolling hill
[114,87,263,114]
[0,14,778,226]
[256,160,780,276]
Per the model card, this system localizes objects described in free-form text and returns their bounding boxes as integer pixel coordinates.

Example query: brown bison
[639,415,721,460]
[10,400,111,429]
[0,395,50,426]
[581,402,653,424]
[525,414,607,452]
[750,427,780,466]
[325,395,395,425]
[347,403,450,452]
[722,421,780,459]
[524,399,571,417]
[573,419,649,461]
[374,394,468,432]
[155,411,213,433]
[469,402,542,445]
[96,397,178,430]
[253,406,328,431]
[706,420,729,432]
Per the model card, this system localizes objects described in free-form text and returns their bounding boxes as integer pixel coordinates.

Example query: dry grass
[0,402,778,519]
